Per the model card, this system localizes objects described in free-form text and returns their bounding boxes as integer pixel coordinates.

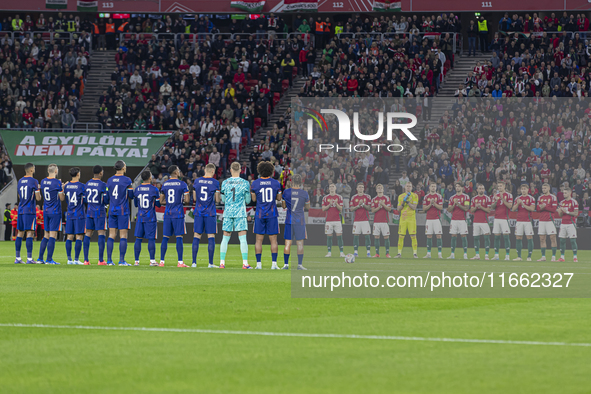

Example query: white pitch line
[0,323,590,348]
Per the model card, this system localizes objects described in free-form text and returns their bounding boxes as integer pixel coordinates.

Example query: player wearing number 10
[63,167,86,265]
[159,165,190,267]
[192,163,221,268]
[106,160,134,266]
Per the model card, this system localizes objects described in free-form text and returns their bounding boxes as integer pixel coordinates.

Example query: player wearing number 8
[159,165,190,267]
[64,167,86,265]
[192,164,221,268]
[106,160,134,266]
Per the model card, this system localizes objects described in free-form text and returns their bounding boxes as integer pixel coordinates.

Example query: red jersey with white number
[450,193,470,220]
[559,198,579,225]
[322,194,343,222]
[351,193,372,222]
[493,192,513,219]
[471,194,491,223]
[424,193,443,220]
[537,194,557,222]
[514,195,535,222]
[371,195,391,223]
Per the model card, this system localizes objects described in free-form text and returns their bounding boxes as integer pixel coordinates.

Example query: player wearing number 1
[192,163,221,268]
[133,171,160,266]
[160,165,190,267]
[63,167,86,265]
[557,186,579,262]
[106,160,134,266]
[38,164,65,265]
[84,165,108,265]
[395,182,419,258]
[15,163,41,264]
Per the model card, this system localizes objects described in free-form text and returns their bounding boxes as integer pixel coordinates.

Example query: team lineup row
[14,160,310,269]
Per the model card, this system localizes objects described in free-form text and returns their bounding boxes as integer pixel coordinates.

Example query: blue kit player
[83,165,108,265]
[133,171,160,266]
[106,160,134,266]
[283,174,309,270]
[251,161,283,270]
[38,163,65,265]
[64,167,86,265]
[15,163,41,264]
[159,165,190,267]
[192,163,221,268]
[220,162,251,269]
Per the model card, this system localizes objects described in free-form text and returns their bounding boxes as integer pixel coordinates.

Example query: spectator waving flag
[373,0,401,11]
[230,0,265,12]
[284,0,319,11]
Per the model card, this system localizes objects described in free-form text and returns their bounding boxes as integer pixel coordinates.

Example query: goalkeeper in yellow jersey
[395,182,419,258]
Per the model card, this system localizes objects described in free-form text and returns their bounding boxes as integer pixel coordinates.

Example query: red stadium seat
[282,80,289,93]
[292,67,298,76]
[254,117,261,131]
[273,92,281,106]
[212,60,220,67]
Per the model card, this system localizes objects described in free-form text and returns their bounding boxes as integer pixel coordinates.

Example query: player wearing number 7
[106,160,134,266]
[192,163,221,268]
[159,165,190,267]
[63,167,86,265]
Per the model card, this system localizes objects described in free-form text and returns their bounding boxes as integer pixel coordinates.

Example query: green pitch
[1,242,590,393]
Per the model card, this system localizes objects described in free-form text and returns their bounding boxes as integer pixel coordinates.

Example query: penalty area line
[0,323,590,347]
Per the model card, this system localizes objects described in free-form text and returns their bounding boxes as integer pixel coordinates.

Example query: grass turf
[0,241,590,393]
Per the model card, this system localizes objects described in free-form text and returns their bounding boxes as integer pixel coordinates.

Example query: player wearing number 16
[106,160,134,266]
[192,163,221,268]
[133,171,160,266]
[63,167,86,265]
[160,165,190,267]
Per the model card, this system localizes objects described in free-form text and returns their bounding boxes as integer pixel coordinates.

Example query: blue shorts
[194,216,217,234]
[17,214,36,232]
[44,213,62,232]
[86,216,107,231]
[135,221,157,239]
[108,214,130,230]
[285,223,307,241]
[66,218,86,234]
[222,217,247,232]
[163,218,186,237]
[254,217,279,235]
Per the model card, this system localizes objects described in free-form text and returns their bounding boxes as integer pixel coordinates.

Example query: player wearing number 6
[251,161,283,269]
[192,163,221,268]
[106,160,134,266]
[38,164,64,265]
[160,165,190,267]
[84,165,108,265]
[133,171,160,266]
[63,167,86,265]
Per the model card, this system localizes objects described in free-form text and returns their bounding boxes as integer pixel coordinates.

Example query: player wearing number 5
[38,163,65,265]
[251,161,283,269]
[160,165,190,267]
[106,160,134,266]
[192,163,221,268]
[63,167,86,265]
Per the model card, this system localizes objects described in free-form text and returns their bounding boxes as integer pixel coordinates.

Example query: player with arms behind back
[395,182,419,258]
[371,184,392,258]
[350,183,372,258]
[490,181,513,260]
[133,171,160,266]
[83,165,108,265]
[220,162,252,269]
[511,184,536,261]
[322,183,345,258]
[38,164,65,265]
[63,167,86,265]
[447,182,470,260]
[106,160,134,266]
[283,174,309,270]
[15,163,41,264]
[536,183,558,261]
[470,184,492,260]
[192,163,221,268]
[557,186,579,262]
[160,165,190,267]
[423,181,443,259]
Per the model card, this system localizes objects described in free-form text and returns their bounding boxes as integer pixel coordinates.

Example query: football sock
[160,237,169,261]
[552,246,557,257]
[107,237,115,262]
[120,238,128,262]
[47,237,56,261]
[38,237,48,261]
[437,238,442,253]
[516,239,523,258]
[298,254,304,265]
[527,238,534,258]
[176,237,183,261]
[560,238,566,256]
[238,235,248,262]
[385,239,390,254]
[65,239,72,260]
[220,235,230,261]
[411,236,418,254]
[365,235,371,252]
[570,239,578,257]
[474,236,480,254]
[26,237,33,260]
[192,237,200,264]
[426,237,432,253]
[284,253,290,265]
[327,236,332,252]
[503,234,511,254]
[272,252,277,263]
[398,235,404,254]
[337,236,344,252]
[208,238,215,265]
[134,238,142,261]
[148,239,156,260]
[375,238,381,254]
[494,235,500,254]
[98,235,106,262]
[15,236,22,259]
[484,236,490,255]
[450,236,456,253]
[83,235,91,261]
[353,235,359,252]
[75,239,82,261]
[256,253,262,263]
[461,236,467,254]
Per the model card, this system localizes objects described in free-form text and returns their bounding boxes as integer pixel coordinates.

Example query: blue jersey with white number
[134,184,160,223]
[106,175,133,216]
[251,178,282,219]
[161,179,189,219]
[193,177,220,217]
[85,179,108,218]
[283,188,309,225]
[64,181,86,220]
[41,178,63,215]
[17,176,39,215]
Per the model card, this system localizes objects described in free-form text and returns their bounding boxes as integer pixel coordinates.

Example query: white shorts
[515,221,534,236]
[425,219,443,235]
[493,219,511,235]
[559,223,577,238]
[373,222,390,236]
[473,222,491,236]
[538,221,557,236]
[353,221,371,235]
[325,221,342,235]
[450,220,468,235]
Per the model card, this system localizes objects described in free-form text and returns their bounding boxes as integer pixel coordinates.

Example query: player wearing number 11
[63,167,86,265]
[15,163,41,264]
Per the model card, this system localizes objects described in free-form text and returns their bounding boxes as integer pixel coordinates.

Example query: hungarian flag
[284,0,319,11]
[77,0,98,11]
[373,0,401,11]
[46,0,67,9]
[230,0,265,12]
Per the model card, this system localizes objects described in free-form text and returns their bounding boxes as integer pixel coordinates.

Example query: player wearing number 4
[192,163,221,268]
[447,182,470,260]
[63,167,86,265]
[556,186,579,262]
[83,166,108,265]
[38,164,65,265]
[511,184,536,261]
[160,165,190,267]
[106,160,134,266]
[15,163,41,264]
[133,171,160,266]
[251,161,283,269]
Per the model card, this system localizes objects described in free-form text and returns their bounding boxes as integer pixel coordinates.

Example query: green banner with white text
[0,131,169,167]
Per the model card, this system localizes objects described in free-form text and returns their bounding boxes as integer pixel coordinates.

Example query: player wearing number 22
[84,165,108,265]
[106,160,134,266]
[133,171,160,266]
[160,165,190,267]
[63,167,86,265]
